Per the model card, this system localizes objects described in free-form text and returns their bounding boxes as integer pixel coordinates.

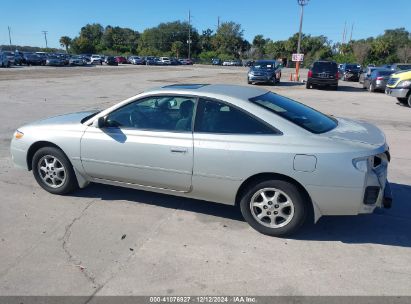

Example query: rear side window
[195,98,276,134]
[250,92,337,134]
[312,62,337,72]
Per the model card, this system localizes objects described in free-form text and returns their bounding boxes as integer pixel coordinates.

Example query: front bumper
[385,87,409,98]
[249,75,272,83]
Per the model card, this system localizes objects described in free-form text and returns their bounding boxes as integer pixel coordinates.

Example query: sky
[0,0,410,49]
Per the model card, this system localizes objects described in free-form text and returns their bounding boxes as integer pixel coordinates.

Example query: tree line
[57,21,410,66]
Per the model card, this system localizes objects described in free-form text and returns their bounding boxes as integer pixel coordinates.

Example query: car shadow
[336,85,366,92]
[73,183,244,222]
[72,181,411,247]
[277,81,305,87]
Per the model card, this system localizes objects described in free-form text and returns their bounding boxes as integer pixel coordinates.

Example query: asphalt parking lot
[0,64,410,296]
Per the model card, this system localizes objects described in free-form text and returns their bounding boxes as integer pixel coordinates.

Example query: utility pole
[187,10,192,60]
[295,0,309,81]
[349,23,354,42]
[42,30,48,49]
[342,21,347,44]
[8,26,12,51]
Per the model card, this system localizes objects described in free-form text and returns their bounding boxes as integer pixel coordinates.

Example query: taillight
[308,70,313,77]
[376,76,384,80]
[336,71,339,79]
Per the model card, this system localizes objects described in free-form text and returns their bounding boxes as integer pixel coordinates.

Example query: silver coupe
[10,84,392,236]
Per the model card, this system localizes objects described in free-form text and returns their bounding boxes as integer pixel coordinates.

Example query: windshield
[377,70,394,76]
[254,61,276,69]
[249,92,337,134]
[346,64,359,70]
[312,61,337,72]
[398,64,411,71]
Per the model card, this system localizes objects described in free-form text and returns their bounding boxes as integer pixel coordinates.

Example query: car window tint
[105,96,196,132]
[250,92,337,134]
[312,62,337,72]
[195,98,275,134]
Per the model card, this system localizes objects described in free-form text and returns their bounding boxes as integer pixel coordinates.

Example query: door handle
[170,147,188,153]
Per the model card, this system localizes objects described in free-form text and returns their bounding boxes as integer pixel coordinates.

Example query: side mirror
[93,116,106,128]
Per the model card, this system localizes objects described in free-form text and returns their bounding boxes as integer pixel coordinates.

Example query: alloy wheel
[249,188,295,228]
[37,155,67,188]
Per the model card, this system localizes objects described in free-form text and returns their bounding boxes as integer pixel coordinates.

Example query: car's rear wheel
[368,82,375,92]
[239,180,307,236]
[407,94,411,108]
[247,78,252,84]
[32,147,78,195]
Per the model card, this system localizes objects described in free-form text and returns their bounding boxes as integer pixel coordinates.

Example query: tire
[239,180,307,236]
[331,85,338,91]
[32,147,78,195]
[306,81,311,89]
[368,82,375,92]
[247,78,252,84]
[407,94,411,108]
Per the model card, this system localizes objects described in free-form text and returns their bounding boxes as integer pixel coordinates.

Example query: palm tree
[59,36,72,53]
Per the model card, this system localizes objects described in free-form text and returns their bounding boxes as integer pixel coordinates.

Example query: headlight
[396,80,411,88]
[14,130,24,139]
[353,157,369,172]
[248,71,254,76]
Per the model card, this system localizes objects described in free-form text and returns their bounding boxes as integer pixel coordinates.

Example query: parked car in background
[158,57,171,65]
[69,55,87,66]
[244,60,255,67]
[169,58,182,65]
[128,56,145,65]
[247,60,281,85]
[145,56,157,65]
[179,58,193,65]
[306,60,339,90]
[2,51,15,65]
[10,84,392,236]
[45,55,65,66]
[389,63,411,72]
[0,52,11,67]
[339,63,361,81]
[14,53,24,65]
[105,56,118,66]
[359,66,377,84]
[90,55,103,65]
[23,53,43,66]
[212,58,222,65]
[385,70,411,107]
[363,69,394,92]
[115,56,128,64]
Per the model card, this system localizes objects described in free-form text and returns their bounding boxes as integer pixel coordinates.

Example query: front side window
[250,92,337,134]
[194,98,275,134]
[105,96,196,132]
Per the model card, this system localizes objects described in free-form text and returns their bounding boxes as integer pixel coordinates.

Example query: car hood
[25,111,98,127]
[323,117,386,147]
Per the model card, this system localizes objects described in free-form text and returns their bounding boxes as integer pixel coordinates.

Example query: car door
[192,98,281,203]
[80,95,196,192]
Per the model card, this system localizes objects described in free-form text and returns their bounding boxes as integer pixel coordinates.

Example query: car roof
[146,84,268,100]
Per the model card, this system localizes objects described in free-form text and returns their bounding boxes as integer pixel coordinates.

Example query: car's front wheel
[240,180,307,236]
[32,147,78,195]
[247,78,252,84]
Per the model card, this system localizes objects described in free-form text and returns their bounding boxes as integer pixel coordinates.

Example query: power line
[42,30,48,48]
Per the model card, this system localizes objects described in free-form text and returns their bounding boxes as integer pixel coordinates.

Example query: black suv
[306,60,339,90]
[339,63,361,81]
